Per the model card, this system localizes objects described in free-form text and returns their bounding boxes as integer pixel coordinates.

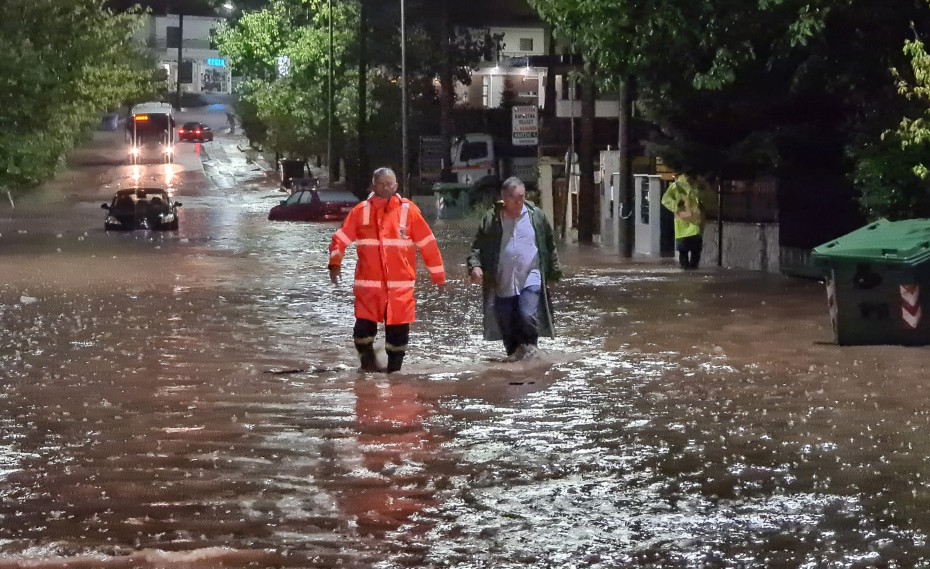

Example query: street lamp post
[327,0,334,181]
[175,10,184,110]
[400,0,408,196]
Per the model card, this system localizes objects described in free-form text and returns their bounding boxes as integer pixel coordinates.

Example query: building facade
[138,15,233,96]
[464,26,548,109]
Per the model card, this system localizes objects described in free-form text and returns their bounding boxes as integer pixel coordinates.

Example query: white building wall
[470,26,547,109]
[151,15,232,95]
[489,26,547,58]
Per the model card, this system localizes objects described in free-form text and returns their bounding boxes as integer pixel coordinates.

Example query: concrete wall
[702,221,780,273]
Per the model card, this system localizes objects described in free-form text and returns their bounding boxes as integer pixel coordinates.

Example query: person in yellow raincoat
[661,174,705,270]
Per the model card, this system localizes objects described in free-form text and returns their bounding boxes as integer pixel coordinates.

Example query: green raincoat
[467,201,562,342]
[661,175,704,240]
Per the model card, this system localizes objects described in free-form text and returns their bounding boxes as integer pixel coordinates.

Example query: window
[166,26,181,48]
[298,191,314,204]
[318,191,358,203]
[519,38,534,51]
[285,192,302,205]
[459,141,489,162]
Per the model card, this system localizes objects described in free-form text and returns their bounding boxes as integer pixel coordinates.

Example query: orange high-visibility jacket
[329,194,445,324]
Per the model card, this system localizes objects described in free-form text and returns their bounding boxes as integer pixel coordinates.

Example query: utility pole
[617,77,633,258]
[577,71,596,243]
[175,10,184,110]
[717,179,724,267]
[400,0,408,196]
[327,0,335,181]
[356,0,369,187]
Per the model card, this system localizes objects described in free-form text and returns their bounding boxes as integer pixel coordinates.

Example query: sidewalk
[232,138,329,189]
[232,135,276,177]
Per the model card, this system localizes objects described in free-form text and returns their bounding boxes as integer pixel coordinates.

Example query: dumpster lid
[812,218,930,266]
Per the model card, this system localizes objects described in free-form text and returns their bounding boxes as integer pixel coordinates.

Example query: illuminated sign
[206,58,226,67]
[134,115,149,121]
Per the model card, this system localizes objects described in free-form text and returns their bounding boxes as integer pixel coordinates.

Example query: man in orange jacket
[328,167,446,372]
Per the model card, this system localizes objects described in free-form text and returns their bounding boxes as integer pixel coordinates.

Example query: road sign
[512,105,538,146]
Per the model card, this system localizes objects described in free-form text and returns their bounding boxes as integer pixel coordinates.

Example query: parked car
[102,188,182,231]
[268,188,358,222]
[177,122,214,142]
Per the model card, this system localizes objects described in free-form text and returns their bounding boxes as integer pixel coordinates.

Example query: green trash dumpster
[432,182,472,220]
[812,219,930,346]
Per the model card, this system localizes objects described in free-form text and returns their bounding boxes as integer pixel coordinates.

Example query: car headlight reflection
[105,216,122,225]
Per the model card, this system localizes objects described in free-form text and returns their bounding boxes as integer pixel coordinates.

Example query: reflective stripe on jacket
[329,194,445,324]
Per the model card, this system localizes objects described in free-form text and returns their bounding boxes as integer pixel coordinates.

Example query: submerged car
[178,122,214,142]
[268,187,358,222]
[102,188,182,231]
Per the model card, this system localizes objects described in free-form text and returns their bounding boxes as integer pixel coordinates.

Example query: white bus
[127,102,176,164]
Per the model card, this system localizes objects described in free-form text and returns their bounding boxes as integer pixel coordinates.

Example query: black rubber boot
[357,346,382,372]
[386,350,405,373]
[354,319,382,372]
[385,323,410,373]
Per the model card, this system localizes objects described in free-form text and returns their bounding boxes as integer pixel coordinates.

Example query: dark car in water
[268,188,358,222]
[102,188,182,231]
[178,122,214,142]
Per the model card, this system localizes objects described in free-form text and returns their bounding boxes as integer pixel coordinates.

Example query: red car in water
[177,122,214,142]
[268,188,359,222]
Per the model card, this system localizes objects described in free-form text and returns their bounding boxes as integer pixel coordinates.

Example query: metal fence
[704,177,779,224]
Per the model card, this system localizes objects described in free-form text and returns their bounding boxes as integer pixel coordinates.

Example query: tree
[217,0,498,191]
[0,0,162,194]
[406,1,499,182]
[530,0,930,211]
[214,0,359,162]
[863,35,930,219]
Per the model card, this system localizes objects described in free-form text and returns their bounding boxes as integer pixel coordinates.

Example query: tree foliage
[530,0,930,218]
[0,0,163,193]
[214,0,358,158]
[214,0,498,181]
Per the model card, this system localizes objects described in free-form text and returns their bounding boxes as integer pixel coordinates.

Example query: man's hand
[328,265,341,285]
[469,267,483,285]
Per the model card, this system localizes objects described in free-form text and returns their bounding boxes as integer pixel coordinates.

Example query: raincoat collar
[368,193,402,210]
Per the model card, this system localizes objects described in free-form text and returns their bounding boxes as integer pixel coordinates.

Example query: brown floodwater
[1,126,930,568]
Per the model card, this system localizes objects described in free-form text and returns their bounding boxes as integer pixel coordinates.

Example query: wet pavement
[2,110,930,567]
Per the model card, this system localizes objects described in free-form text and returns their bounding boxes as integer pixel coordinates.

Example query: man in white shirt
[467,177,561,359]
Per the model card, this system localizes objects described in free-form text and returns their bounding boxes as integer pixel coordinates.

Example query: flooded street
[2,113,930,568]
